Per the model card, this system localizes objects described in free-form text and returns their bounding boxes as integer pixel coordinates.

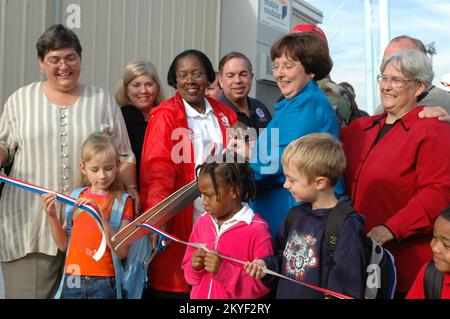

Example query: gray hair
[380,50,434,88]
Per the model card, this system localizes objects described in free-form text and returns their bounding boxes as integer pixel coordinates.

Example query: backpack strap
[424,260,444,299]
[64,187,88,238]
[285,205,300,233]
[54,187,88,299]
[323,200,355,288]
[109,192,131,299]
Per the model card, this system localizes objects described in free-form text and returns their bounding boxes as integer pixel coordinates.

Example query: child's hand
[41,193,58,219]
[244,259,267,280]
[75,197,105,220]
[75,197,99,209]
[192,248,206,271]
[204,250,223,274]
[75,198,111,237]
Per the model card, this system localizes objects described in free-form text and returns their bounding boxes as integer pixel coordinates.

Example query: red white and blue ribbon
[138,222,353,299]
[0,174,107,261]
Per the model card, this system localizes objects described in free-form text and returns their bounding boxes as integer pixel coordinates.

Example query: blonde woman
[115,60,164,185]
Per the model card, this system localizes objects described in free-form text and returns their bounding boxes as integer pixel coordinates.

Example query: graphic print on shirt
[283,231,318,281]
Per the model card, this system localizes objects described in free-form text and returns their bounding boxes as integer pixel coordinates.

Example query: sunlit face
[175,55,208,109]
[126,74,159,113]
[80,153,119,194]
[205,76,222,100]
[219,57,253,103]
[430,216,450,273]
[282,163,317,204]
[379,62,425,117]
[272,54,313,99]
[39,47,81,93]
[197,172,241,223]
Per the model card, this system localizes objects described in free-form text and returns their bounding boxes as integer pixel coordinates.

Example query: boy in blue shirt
[245,133,367,299]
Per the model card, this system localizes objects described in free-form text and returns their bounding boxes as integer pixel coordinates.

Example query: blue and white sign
[260,0,292,33]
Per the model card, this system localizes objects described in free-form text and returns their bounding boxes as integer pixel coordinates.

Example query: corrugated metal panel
[0,0,52,107]
[62,0,220,99]
[0,0,220,107]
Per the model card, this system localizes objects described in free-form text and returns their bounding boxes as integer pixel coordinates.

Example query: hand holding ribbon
[0,174,107,261]
[138,222,353,299]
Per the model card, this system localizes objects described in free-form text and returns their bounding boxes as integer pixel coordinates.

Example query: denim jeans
[62,275,116,299]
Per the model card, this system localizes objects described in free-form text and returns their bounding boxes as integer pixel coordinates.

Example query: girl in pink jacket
[182,153,273,299]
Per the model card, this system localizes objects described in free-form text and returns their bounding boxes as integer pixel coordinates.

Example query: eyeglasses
[377,74,416,88]
[271,61,299,72]
[176,73,206,84]
[44,54,79,68]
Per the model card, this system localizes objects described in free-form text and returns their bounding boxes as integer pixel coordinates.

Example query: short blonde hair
[115,60,164,106]
[281,133,346,186]
[80,132,123,196]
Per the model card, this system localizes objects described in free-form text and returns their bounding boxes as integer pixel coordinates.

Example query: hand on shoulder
[418,106,450,123]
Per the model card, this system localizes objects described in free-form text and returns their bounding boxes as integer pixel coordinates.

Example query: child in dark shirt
[245,133,367,299]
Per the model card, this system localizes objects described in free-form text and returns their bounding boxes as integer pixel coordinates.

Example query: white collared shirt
[210,203,255,237]
[183,98,224,222]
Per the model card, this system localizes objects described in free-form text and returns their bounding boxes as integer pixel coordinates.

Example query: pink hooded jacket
[182,206,273,299]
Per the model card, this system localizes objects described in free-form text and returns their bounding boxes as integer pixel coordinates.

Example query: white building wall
[0,0,220,107]
[0,0,52,109]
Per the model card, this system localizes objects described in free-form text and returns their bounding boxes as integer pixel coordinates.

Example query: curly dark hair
[440,206,450,223]
[195,151,256,202]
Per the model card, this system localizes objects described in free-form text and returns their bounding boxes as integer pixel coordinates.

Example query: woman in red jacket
[139,49,237,298]
[341,50,450,297]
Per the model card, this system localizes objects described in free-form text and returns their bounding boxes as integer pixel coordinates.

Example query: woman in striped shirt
[0,24,137,299]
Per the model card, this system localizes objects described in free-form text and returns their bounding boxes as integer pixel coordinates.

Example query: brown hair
[36,24,82,60]
[270,32,332,81]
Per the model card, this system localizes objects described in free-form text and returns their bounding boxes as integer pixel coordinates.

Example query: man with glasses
[218,52,271,135]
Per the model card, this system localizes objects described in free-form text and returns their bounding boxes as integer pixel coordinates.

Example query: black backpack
[424,260,444,299]
[285,201,397,299]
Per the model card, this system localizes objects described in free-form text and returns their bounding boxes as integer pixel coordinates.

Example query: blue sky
[308,0,450,114]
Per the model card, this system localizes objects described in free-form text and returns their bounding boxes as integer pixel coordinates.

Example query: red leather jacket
[140,92,237,293]
[341,106,450,292]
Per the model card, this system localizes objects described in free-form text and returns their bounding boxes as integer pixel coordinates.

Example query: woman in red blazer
[341,50,450,296]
